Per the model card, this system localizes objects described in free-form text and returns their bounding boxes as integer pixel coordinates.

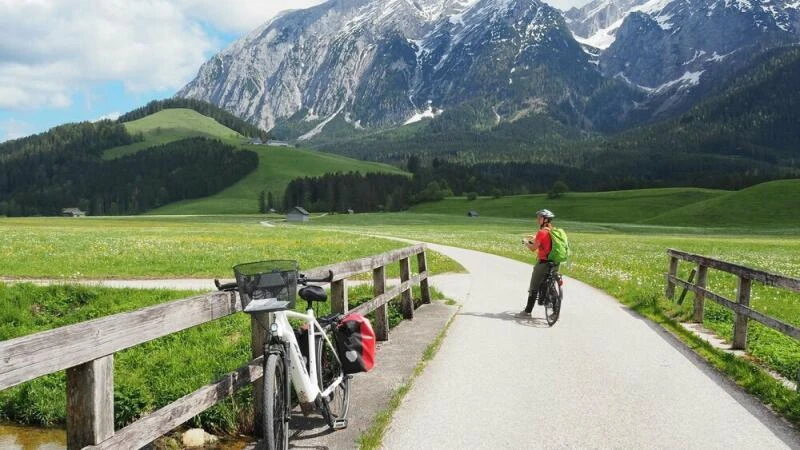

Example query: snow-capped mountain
[178,0,602,135]
[178,0,800,136]
[568,0,800,97]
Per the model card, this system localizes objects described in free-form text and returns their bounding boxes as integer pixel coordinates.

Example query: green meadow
[411,179,800,227]
[2,177,800,429]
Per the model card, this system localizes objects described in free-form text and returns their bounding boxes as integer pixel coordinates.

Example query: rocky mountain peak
[177,0,594,135]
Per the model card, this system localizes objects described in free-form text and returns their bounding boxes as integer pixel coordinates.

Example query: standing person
[517,209,556,317]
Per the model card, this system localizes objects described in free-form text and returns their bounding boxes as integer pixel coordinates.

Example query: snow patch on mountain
[655,70,704,93]
[571,0,675,49]
[298,107,344,141]
[404,103,442,124]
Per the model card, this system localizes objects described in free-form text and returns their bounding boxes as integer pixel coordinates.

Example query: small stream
[0,424,65,450]
[0,424,254,449]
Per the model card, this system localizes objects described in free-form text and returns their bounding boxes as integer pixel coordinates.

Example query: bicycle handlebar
[214,279,238,292]
[299,270,334,285]
[214,269,334,292]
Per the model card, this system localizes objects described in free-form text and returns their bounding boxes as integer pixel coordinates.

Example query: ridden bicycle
[215,260,350,450]
[538,262,564,326]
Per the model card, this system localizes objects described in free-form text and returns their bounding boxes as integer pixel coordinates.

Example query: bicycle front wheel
[544,279,562,326]
[263,352,289,450]
[316,334,350,428]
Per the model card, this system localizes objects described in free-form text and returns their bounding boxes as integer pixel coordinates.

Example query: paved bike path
[382,243,800,449]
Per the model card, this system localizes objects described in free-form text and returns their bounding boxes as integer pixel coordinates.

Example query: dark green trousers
[523,261,550,312]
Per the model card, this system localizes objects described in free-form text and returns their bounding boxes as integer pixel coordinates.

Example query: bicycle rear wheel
[544,278,562,326]
[263,352,289,450]
[316,334,350,428]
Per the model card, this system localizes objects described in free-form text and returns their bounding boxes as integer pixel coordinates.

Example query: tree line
[0,138,257,216]
[0,120,136,160]
[278,158,607,214]
[282,172,414,212]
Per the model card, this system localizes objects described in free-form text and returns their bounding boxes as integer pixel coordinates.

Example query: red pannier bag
[334,313,375,374]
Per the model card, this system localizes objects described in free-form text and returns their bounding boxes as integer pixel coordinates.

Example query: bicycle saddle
[299,285,327,302]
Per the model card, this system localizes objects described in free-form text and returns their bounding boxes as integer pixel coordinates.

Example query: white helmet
[536,209,555,219]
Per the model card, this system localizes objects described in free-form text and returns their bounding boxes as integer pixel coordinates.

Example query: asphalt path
[6,242,799,449]
[382,243,800,449]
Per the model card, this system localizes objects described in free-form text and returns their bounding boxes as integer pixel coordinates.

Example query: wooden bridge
[0,244,430,449]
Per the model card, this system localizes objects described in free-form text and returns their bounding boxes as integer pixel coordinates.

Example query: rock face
[178,0,800,135]
[177,0,602,134]
[567,0,800,120]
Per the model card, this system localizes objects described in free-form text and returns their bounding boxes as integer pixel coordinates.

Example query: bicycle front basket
[233,260,298,313]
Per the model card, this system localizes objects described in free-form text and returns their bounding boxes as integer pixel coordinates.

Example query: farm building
[287,206,310,222]
[62,208,86,217]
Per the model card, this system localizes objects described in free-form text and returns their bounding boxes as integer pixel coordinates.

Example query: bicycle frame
[269,307,345,404]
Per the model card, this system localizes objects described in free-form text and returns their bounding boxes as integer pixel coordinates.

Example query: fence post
[66,355,114,449]
[417,249,431,304]
[732,276,752,350]
[677,268,697,305]
[331,279,348,314]
[693,265,708,323]
[373,265,389,341]
[250,312,269,436]
[666,255,679,299]
[399,257,414,320]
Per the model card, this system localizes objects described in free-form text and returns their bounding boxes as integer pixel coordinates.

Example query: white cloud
[0,119,36,142]
[0,0,220,110]
[175,0,327,33]
[542,0,593,10]
[0,0,328,111]
[94,112,122,122]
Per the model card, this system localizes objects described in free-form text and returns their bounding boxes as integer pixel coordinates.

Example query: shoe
[515,310,531,317]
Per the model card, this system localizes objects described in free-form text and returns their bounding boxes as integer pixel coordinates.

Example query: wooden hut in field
[62,208,86,217]
[287,206,310,222]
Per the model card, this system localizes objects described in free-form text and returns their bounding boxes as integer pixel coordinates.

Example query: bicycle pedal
[332,419,348,430]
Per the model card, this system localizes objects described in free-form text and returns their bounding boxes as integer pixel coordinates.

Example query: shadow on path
[458,310,552,328]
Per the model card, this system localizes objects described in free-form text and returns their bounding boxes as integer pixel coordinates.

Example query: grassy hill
[642,179,800,227]
[103,109,243,160]
[409,188,728,224]
[149,145,406,214]
[93,108,407,214]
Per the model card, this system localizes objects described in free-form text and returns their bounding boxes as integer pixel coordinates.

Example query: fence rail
[664,248,800,350]
[0,244,430,450]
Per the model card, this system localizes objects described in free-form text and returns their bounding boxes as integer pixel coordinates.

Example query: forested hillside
[0,121,136,159]
[311,46,800,192]
[0,137,256,216]
[592,46,800,188]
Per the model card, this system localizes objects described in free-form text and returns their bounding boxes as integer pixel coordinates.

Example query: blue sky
[0,0,590,142]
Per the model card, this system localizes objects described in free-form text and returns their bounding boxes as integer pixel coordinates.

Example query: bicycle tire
[544,278,561,326]
[263,352,289,450]
[316,333,350,428]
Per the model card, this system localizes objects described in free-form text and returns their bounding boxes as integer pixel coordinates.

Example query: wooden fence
[0,244,431,450]
[665,248,800,351]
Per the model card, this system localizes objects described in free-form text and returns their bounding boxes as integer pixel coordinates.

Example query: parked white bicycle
[216,260,353,450]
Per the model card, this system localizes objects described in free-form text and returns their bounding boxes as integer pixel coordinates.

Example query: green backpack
[548,227,570,264]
